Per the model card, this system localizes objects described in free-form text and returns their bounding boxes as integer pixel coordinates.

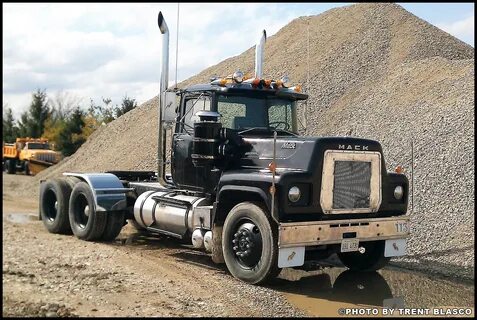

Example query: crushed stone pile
[25,3,474,279]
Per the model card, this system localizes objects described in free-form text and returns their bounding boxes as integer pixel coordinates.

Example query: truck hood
[239,136,385,171]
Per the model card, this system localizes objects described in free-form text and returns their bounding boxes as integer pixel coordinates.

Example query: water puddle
[116,229,475,317]
[4,213,38,224]
[276,265,474,317]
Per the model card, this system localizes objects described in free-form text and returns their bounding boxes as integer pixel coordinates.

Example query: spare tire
[40,178,73,234]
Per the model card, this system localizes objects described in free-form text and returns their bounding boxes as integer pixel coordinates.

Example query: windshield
[26,143,50,150]
[217,95,297,134]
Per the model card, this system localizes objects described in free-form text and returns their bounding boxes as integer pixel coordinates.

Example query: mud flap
[211,224,225,264]
[384,238,407,257]
[278,247,305,268]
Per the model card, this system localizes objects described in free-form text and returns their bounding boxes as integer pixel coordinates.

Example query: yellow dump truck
[2,138,62,175]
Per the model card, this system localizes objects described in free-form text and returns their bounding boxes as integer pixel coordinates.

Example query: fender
[215,184,278,223]
[63,172,134,212]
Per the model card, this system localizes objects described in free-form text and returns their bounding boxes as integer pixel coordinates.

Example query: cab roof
[183,83,308,101]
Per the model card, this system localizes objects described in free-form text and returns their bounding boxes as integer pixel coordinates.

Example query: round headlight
[233,70,244,83]
[288,186,301,202]
[394,186,404,200]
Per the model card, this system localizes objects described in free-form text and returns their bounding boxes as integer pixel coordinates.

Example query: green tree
[114,95,138,118]
[17,89,51,138]
[2,106,19,143]
[57,107,86,156]
[88,97,115,124]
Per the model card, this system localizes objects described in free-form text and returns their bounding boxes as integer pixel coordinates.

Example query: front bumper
[278,216,410,248]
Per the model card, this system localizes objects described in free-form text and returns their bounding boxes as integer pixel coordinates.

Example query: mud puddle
[275,266,474,317]
[120,232,474,317]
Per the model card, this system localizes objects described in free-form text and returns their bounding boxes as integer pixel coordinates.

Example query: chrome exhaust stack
[157,11,169,185]
[254,30,267,79]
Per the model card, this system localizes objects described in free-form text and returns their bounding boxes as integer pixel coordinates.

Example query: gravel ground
[18,3,474,279]
[2,182,306,317]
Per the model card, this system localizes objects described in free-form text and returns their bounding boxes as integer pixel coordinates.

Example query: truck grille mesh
[36,153,56,163]
[333,161,371,209]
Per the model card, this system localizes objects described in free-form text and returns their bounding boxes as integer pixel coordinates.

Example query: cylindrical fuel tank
[133,190,209,237]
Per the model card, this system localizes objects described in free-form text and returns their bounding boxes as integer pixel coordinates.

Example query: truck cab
[38,11,410,285]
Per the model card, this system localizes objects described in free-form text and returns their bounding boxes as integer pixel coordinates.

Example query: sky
[2,3,475,119]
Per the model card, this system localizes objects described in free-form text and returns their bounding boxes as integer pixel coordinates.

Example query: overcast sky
[2,3,474,119]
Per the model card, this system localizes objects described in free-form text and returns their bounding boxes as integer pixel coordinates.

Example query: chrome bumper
[278,216,410,248]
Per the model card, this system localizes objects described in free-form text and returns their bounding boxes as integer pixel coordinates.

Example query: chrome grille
[36,153,56,163]
[332,161,371,209]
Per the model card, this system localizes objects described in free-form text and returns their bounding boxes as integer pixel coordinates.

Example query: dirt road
[2,173,474,317]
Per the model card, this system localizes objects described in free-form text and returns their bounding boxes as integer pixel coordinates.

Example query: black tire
[222,202,281,284]
[7,159,16,174]
[69,182,107,241]
[337,240,390,271]
[40,178,73,234]
[24,161,30,175]
[101,211,126,241]
[65,176,82,189]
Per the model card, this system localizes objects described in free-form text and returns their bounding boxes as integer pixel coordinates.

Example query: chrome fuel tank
[133,190,210,238]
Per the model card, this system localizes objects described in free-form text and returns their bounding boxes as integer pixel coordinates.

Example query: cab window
[180,94,211,134]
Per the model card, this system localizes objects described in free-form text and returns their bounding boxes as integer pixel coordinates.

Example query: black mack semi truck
[38,12,410,284]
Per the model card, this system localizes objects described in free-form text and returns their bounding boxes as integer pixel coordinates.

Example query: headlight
[288,186,301,202]
[394,186,404,200]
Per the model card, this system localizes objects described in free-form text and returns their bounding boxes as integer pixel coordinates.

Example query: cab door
[172,93,212,191]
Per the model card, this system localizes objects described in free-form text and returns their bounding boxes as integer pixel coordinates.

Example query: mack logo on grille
[338,144,369,151]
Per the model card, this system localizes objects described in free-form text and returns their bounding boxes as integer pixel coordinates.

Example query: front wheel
[222,202,281,284]
[6,159,16,174]
[24,161,30,175]
[337,240,390,271]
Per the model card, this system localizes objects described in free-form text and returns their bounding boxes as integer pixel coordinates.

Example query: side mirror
[162,91,178,123]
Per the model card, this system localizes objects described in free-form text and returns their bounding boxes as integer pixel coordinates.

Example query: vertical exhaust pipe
[157,11,169,184]
[254,30,267,79]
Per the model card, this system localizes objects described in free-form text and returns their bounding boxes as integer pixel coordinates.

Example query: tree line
[3,89,138,156]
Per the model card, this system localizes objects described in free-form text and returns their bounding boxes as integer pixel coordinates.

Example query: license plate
[341,238,359,252]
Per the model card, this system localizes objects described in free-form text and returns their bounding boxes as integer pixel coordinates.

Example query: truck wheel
[222,202,281,284]
[7,159,16,174]
[69,182,107,241]
[40,178,73,234]
[101,211,126,241]
[337,240,390,271]
[24,161,30,175]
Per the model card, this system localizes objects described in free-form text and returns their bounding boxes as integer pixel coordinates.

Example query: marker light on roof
[280,76,291,88]
[233,70,244,83]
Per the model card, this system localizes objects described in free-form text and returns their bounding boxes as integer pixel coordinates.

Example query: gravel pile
[24,3,474,278]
